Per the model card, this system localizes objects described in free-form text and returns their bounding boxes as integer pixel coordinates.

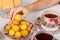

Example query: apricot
[11,24,15,27]
[21,30,28,37]
[5,25,11,31]
[12,20,19,25]
[27,26,31,31]
[14,14,22,21]
[12,26,19,32]
[20,24,27,30]
[21,21,30,25]
[9,29,15,37]
[15,32,21,38]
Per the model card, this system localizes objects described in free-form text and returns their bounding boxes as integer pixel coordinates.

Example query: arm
[26,0,60,10]
[9,0,60,20]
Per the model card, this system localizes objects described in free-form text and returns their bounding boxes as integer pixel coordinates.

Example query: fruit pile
[4,14,34,39]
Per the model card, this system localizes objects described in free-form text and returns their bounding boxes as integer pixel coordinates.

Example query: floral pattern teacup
[41,11,60,28]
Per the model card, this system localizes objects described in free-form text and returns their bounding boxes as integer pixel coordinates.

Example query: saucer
[35,17,60,33]
[41,24,59,31]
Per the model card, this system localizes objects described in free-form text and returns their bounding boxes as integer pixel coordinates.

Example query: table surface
[0,0,60,40]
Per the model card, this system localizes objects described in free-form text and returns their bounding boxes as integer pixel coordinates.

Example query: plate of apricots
[4,14,34,40]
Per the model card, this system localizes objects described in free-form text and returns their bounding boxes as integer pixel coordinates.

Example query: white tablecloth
[0,0,60,40]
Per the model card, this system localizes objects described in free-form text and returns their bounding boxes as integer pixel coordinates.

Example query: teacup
[31,31,57,40]
[41,11,60,28]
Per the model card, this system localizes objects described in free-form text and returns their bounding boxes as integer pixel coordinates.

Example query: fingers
[12,8,22,20]
[13,7,22,16]
[22,8,29,19]
[13,7,23,19]
[9,9,15,20]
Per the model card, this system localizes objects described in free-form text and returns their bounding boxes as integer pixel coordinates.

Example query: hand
[9,6,30,20]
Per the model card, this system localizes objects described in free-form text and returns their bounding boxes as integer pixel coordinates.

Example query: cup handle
[58,16,60,25]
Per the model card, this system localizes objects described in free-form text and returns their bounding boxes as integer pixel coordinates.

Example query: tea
[44,14,57,18]
[35,33,53,40]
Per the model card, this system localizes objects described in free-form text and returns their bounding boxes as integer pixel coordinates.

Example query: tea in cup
[31,31,57,40]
